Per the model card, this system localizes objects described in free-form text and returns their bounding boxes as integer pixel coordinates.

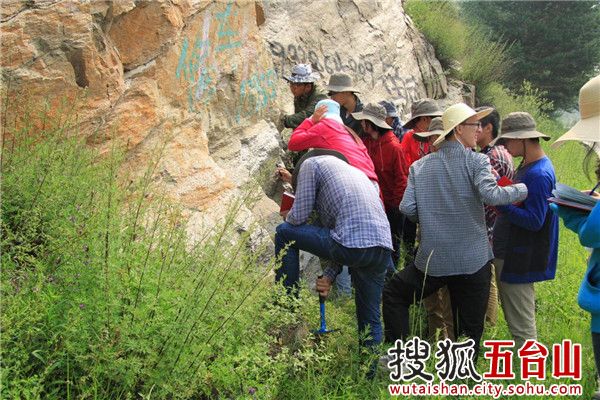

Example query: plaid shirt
[481,145,515,241]
[286,156,392,280]
[400,141,527,276]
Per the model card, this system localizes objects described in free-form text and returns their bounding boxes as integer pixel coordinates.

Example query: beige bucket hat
[414,117,444,138]
[432,103,492,147]
[404,99,443,129]
[489,112,550,146]
[352,103,392,129]
[553,74,600,147]
[325,73,361,93]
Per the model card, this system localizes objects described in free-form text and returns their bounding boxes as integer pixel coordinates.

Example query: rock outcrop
[0,0,462,243]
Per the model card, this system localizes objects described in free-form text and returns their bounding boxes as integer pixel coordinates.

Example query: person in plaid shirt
[475,107,515,327]
[275,150,394,349]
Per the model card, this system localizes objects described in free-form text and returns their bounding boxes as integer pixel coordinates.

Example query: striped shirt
[400,140,528,276]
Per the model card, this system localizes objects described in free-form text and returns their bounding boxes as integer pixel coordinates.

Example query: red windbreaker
[400,130,430,167]
[363,131,408,212]
[288,118,379,183]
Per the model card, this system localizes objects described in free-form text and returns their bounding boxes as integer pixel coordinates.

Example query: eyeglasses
[462,122,482,129]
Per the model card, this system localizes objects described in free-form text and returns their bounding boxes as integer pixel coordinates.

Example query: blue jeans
[275,222,393,347]
[335,266,352,296]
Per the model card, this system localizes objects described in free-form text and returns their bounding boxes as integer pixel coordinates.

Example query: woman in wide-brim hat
[549,74,600,400]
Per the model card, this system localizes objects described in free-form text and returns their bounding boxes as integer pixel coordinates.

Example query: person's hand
[316,275,333,298]
[311,105,328,124]
[581,189,600,200]
[279,210,289,219]
[277,167,292,183]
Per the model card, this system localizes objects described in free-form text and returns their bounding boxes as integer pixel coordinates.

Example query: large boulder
[0,0,462,245]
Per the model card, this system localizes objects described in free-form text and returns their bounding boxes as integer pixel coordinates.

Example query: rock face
[0,0,461,242]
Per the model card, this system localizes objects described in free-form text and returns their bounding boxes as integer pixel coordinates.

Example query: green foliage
[461,0,600,110]
[0,97,328,399]
[479,81,560,136]
[405,0,512,90]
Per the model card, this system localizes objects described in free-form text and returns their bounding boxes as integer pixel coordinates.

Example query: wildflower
[79,303,85,309]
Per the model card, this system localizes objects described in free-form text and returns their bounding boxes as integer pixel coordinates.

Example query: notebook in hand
[548,183,599,212]
[280,192,295,213]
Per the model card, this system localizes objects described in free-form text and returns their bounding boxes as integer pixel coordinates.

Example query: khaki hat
[553,74,600,147]
[432,103,492,147]
[325,73,360,93]
[404,99,443,129]
[351,103,392,129]
[414,117,444,138]
[489,112,550,146]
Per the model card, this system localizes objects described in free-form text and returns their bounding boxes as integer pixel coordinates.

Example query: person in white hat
[550,74,600,400]
[489,111,558,349]
[383,103,528,358]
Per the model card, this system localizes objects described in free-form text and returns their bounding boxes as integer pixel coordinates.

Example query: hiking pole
[313,275,337,335]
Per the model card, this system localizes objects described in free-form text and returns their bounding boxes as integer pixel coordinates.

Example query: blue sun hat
[283,64,320,83]
[378,100,399,118]
[315,99,344,124]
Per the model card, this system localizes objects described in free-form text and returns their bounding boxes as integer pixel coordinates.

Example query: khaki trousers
[423,286,455,341]
[495,258,537,348]
[485,263,498,325]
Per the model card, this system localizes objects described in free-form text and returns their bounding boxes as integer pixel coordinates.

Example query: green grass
[405,0,512,90]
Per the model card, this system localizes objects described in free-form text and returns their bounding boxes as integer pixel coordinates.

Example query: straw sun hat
[432,103,492,147]
[553,74,600,150]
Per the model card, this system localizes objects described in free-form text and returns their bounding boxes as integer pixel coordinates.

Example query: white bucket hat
[553,74,600,148]
[432,103,492,147]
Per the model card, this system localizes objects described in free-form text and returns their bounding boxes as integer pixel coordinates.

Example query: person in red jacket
[288,99,378,184]
[353,103,408,265]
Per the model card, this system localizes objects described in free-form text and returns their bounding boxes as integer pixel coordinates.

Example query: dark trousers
[386,208,404,267]
[275,222,393,347]
[401,217,417,266]
[382,261,492,358]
